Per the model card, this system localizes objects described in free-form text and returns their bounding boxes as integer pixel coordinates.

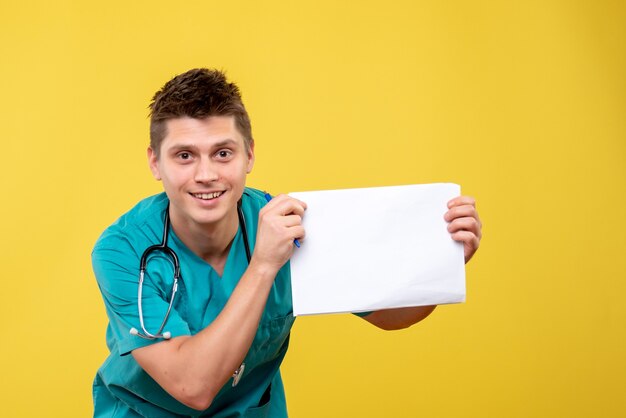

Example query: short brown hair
[148,68,253,157]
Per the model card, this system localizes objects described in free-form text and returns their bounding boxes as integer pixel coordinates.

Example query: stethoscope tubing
[130,198,251,340]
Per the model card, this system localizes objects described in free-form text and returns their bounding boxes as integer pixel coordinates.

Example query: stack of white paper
[289,183,465,316]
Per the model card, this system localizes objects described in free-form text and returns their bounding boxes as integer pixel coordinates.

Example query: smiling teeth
[193,191,223,200]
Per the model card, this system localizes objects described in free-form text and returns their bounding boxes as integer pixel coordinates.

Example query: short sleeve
[92,233,191,356]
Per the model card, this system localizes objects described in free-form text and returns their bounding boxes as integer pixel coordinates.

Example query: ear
[147,147,162,181]
[246,141,255,174]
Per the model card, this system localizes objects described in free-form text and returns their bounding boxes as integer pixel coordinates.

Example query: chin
[190,211,227,226]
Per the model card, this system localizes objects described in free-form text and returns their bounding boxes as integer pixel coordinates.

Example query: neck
[168,206,239,275]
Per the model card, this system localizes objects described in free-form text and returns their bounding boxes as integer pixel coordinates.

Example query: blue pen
[264,192,301,248]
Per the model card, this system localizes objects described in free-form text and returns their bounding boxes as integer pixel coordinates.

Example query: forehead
[162,116,244,149]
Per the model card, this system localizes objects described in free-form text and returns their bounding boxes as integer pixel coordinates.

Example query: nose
[194,158,219,183]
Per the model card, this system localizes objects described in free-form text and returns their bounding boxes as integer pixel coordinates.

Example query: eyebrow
[212,139,239,148]
[166,139,239,153]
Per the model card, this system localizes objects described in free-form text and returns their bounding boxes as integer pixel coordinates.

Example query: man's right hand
[251,194,307,273]
[131,195,306,411]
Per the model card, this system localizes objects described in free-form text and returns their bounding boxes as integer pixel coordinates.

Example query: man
[92,68,482,417]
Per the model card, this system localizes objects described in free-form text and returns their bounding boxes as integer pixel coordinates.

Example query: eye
[178,152,191,160]
[216,149,233,159]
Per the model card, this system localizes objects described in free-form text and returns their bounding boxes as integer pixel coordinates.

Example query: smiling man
[91,68,482,417]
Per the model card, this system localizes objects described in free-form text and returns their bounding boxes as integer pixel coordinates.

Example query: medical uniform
[92,188,294,417]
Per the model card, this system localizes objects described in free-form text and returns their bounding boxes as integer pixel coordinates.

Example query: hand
[252,194,307,272]
[444,196,482,263]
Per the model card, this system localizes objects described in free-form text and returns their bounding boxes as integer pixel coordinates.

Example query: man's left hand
[444,196,482,263]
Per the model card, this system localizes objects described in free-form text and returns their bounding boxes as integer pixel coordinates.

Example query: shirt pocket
[243,400,271,418]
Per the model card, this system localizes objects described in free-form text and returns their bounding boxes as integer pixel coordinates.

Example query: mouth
[190,191,225,201]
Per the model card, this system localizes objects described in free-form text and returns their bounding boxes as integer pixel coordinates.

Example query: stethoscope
[129,198,252,341]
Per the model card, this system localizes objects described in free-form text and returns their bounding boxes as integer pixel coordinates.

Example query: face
[148,115,254,230]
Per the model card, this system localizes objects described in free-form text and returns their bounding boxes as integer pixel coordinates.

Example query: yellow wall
[1,1,624,416]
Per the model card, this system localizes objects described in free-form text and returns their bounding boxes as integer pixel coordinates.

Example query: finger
[447,217,481,238]
[280,214,303,228]
[268,193,307,210]
[450,230,480,249]
[447,196,476,209]
[444,204,480,223]
[267,196,307,216]
[289,225,306,242]
[262,199,305,219]
[262,193,289,210]
[285,194,307,210]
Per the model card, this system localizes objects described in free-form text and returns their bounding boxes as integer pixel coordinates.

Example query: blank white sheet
[289,183,465,316]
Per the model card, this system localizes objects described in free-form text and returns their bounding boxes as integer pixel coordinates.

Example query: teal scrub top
[92,188,294,418]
